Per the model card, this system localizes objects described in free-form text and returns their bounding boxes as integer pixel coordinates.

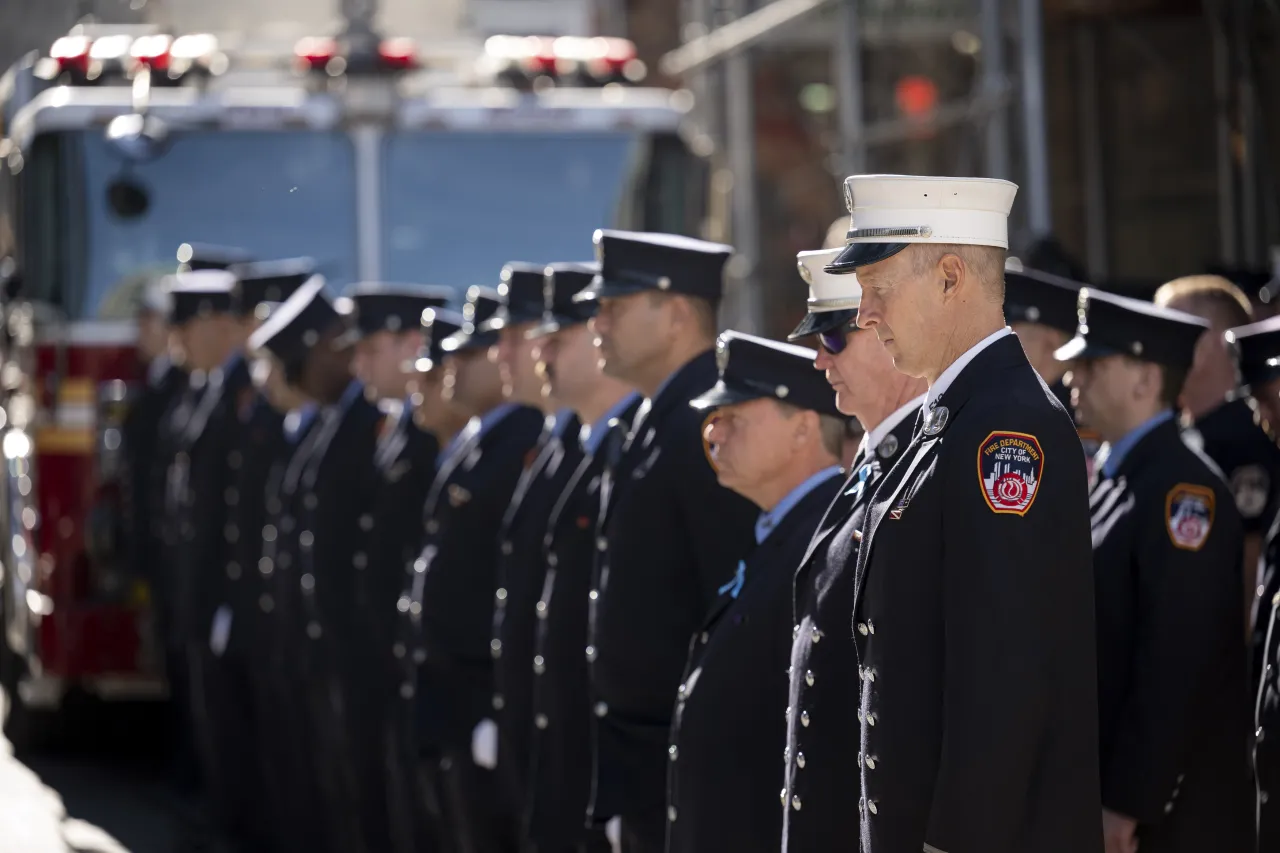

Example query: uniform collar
[327,378,364,416]
[925,326,1013,411]
[550,407,576,439]
[755,466,844,544]
[583,392,642,456]
[284,403,318,443]
[147,355,172,388]
[1101,409,1175,478]
[861,394,926,458]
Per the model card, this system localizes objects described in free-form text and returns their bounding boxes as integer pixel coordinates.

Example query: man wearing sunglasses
[780,246,924,851]
[819,175,1101,853]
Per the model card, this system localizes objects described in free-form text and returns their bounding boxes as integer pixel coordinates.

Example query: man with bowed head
[823,175,1101,853]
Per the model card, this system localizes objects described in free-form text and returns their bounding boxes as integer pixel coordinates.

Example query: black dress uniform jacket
[293,385,385,853]
[492,413,583,812]
[1194,396,1280,539]
[850,334,1102,853]
[413,405,546,752]
[367,402,440,853]
[667,473,841,853]
[1255,577,1280,850]
[588,350,757,841]
[527,402,641,852]
[782,412,916,851]
[123,359,186,596]
[1091,417,1254,853]
[167,357,254,647]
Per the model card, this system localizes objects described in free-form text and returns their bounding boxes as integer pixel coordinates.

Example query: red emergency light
[129,34,173,72]
[294,35,420,74]
[49,35,93,76]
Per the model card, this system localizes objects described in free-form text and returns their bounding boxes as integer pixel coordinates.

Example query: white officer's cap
[827,175,1019,274]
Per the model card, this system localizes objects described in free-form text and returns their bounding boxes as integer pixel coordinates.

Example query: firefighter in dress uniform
[163,269,269,848]
[148,243,247,795]
[411,285,545,853]
[778,248,925,851]
[245,318,327,853]
[666,331,844,853]
[824,175,1102,853]
[1153,276,1280,637]
[1221,314,1280,849]
[220,258,316,851]
[389,304,472,853]
[248,276,385,853]
[1057,288,1254,853]
[524,262,638,853]
[343,281,453,852]
[570,231,757,852]
[484,263,583,845]
[1002,261,1102,472]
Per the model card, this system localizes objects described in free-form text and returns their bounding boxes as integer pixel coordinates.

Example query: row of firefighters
[120,173,1280,853]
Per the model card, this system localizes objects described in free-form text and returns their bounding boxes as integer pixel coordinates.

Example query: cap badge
[776,385,789,398]
[1026,306,1041,323]
[977,430,1044,516]
[715,338,729,373]
[657,276,672,291]
[1130,341,1144,356]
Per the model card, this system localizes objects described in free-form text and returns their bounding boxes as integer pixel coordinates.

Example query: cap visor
[477,316,508,334]
[689,382,760,411]
[825,242,910,274]
[441,330,499,354]
[572,277,651,303]
[788,308,857,341]
[1054,336,1116,362]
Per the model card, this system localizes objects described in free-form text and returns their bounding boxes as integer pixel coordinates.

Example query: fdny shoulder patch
[1166,483,1215,551]
[977,431,1044,516]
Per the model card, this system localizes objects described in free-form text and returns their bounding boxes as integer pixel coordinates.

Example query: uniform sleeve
[671,421,758,607]
[1100,479,1242,822]
[925,420,1091,852]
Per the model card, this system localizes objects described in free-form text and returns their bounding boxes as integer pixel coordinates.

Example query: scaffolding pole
[1074,23,1108,281]
[978,0,1009,180]
[1017,0,1052,237]
[833,0,865,175]
[723,0,762,332]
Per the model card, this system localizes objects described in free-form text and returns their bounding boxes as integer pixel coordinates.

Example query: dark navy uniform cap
[166,270,236,326]
[230,258,318,315]
[1225,314,1280,389]
[690,330,841,418]
[1003,260,1085,335]
[247,275,342,365]
[527,262,599,339]
[573,230,733,303]
[1054,287,1209,369]
[417,307,466,371]
[340,282,453,339]
[441,286,503,354]
[478,263,548,333]
[177,242,253,272]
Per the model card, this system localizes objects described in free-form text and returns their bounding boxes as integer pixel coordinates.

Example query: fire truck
[0,8,706,748]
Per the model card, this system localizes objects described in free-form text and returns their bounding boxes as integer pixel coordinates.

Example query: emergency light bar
[38,30,225,85]
[481,35,647,87]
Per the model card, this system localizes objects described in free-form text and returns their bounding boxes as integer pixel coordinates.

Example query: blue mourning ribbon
[718,560,747,599]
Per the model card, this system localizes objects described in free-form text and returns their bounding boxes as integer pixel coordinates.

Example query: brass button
[800,711,810,727]
[535,713,548,730]
[790,795,801,811]
[805,670,814,687]
[668,745,678,762]
[796,751,806,769]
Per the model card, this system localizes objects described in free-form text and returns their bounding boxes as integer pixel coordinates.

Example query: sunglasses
[818,322,858,355]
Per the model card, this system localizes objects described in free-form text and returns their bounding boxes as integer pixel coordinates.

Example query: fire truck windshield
[379,130,700,290]
[29,129,359,320]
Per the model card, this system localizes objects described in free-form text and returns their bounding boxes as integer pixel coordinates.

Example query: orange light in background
[895,75,939,118]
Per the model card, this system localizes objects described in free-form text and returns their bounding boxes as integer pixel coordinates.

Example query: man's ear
[939,253,964,296]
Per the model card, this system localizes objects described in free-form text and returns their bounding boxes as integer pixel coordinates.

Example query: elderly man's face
[854,248,947,379]
[702,397,802,504]
[813,324,904,421]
